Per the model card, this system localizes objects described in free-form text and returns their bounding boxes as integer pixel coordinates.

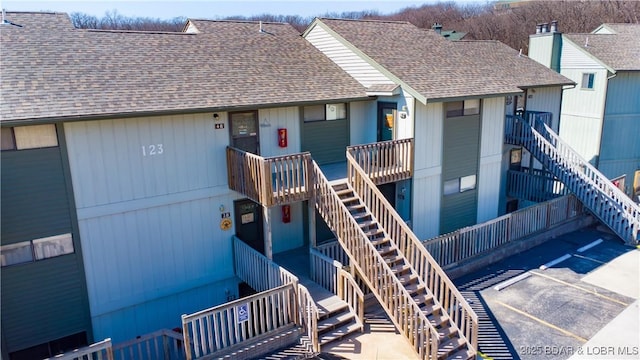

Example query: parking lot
[454,226,639,360]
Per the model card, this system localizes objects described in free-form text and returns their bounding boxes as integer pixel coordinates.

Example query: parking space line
[529,271,629,306]
[539,253,572,270]
[572,253,606,264]
[493,272,531,291]
[495,300,588,343]
[577,238,603,253]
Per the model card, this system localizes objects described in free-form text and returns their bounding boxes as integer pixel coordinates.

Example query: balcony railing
[508,168,568,203]
[226,147,312,207]
[347,139,413,185]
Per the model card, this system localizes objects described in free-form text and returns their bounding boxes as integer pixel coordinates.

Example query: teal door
[378,102,396,141]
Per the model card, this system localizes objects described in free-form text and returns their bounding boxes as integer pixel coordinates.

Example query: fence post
[181,315,192,360]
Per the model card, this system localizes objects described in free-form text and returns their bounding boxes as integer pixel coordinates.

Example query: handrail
[297,284,320,353]
[422,194,583,267]
[226,147,313,207]
[313,161,439,360]
[507,115,639,243]
[182,283,297,360]
[309,248,365,326]
[113,329,185,360]
[49,338,113,360]
[233,236,299,292]
[347,139,414,185]
[346,150,478,353]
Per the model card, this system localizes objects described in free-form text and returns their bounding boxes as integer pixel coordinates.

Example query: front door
[234,199,264,254]
[230,111,259,154]
[377,102,396,142]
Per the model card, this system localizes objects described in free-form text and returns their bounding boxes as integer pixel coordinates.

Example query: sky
[1,0,489,20]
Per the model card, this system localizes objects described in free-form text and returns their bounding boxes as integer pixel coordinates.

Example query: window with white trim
[444,174,477,195]
[303,103,347,122]
[1,233,74,267]
[581,73,595,90]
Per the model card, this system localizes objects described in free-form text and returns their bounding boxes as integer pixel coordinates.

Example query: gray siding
[1,146,90,353]
[441,114,480,234]
[301,118,349,165]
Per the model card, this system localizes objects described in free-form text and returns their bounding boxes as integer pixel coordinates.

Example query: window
[444,174,477,195]
[1,124,58,151]
[446,100,480,117]
[581,73,595,89]
[510,148,522,170]
[1,233,74,267]
[303,103,347,122]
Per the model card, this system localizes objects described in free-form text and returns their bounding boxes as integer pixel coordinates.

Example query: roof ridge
[189,19,290,25]
[85,29,193,35]
[3,10,67,15]
[318,17,412,25]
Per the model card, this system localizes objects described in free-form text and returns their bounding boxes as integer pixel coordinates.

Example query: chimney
[432,23,442,35]
[541,23,549,33]
[536,24,542,34]
[550,20,558,33]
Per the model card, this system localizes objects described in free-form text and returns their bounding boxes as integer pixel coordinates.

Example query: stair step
[427,311,449,327]
[377,245,396,256]
[447,348,476,360]
[370,237,391,247]
[384,254,403,265]
[364,228,384,237]
[390,263,411,275]
[352,212,371,221]
[317,311,356,333]
[346,203,366,212]
[437,337,467,360]
[404,282,425,295]
[358,220,377,228]
[334,188,353,197]
[398,272,418,285]
[412,293,433,306]
[419,301,441,315]
[340,196,359,204]
[318,322,362,346]
[437,325,457,340]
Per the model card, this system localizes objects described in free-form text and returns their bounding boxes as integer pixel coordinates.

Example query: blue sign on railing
[237,303,249,323]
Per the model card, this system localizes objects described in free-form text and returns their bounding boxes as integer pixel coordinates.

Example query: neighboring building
[431,23,467,41]
[302,18,572,236]
[2,12,584,360]
[529,22,640,193]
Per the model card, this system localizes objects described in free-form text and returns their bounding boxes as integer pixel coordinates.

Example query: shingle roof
[1,15,368,123]
[1,11,74,30]
[315,18,573,101]
[564,23,640,71]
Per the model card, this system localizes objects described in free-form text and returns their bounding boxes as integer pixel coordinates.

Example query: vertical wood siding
[477,97,505,223]
[304,24,395,88]
[271,202,305,254]
[64,112,241,343]
[349,100,377,145]
[411,102,443,239]
[258,107,301,157]
[600,72,640,183]
[1,147,90,352]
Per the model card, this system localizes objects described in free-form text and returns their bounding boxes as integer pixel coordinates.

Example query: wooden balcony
[508,168,568,203]
[226,147,312,207]
[347,138,414,185]
[227,139,415,207]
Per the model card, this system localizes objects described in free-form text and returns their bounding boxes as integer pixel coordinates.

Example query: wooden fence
[226,147,312,207]
[309,248,364,327]
[233,236,298,292]
[113,330,185,360]
[181,283,297,360]
[422,194,584,268]
[48,339,113,360]
[346,139,413,185]
[346,152,478,353]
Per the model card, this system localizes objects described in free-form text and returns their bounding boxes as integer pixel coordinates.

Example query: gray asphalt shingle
[1,14,368,122]
[564,23,640,71]
[316,18,574,101]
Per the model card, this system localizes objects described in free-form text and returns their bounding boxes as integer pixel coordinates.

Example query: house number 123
[141,144,164,156]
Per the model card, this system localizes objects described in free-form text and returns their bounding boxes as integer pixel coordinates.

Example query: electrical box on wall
[398,111,408,119]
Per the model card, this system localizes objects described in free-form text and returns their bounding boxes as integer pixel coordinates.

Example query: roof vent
[432,23,442,34]
[1,9,22,27]
[550,20,558,33]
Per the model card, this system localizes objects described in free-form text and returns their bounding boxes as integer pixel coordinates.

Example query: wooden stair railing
[346,150,478,355]
[506,115,640,244]
[347,139,414,185]
[312,161,440,360]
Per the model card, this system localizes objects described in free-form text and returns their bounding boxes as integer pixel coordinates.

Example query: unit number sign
[141,144,164,157]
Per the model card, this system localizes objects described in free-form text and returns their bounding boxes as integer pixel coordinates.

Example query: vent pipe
[536,24,542,34]
[550,20,558,33]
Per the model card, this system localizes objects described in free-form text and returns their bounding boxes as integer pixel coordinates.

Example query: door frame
[233,198,265,255]
[229,110,260,154]
[377,102,397,142]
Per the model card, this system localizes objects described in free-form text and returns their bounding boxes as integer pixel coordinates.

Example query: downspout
[596,71,617,169]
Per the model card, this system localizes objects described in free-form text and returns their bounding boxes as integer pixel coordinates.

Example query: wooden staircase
[313,160,476,360]
[506,114,640,245]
